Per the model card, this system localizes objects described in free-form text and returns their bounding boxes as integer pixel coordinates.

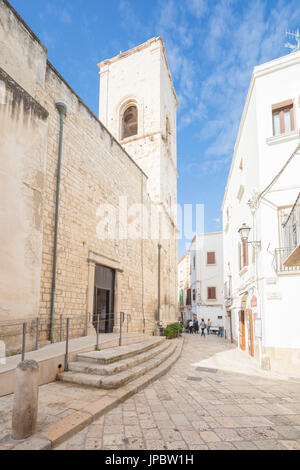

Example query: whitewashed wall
[223,51,300,372]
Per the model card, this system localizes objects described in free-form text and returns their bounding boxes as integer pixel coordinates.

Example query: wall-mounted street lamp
[238,223,261,248]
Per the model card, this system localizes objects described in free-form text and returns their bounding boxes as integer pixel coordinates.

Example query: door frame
[247,309,254,357]
[239,310,246,351]
[87,251,123,334]
[228,310,233,343]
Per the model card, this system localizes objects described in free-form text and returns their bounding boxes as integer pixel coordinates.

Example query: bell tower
[98,37,178,221]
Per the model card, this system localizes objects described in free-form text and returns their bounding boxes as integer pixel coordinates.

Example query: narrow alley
[56,335,300,451]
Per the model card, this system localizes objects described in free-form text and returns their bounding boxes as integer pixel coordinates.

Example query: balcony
[224,279,232,299]
[282,193,300,267]
[274,248,300,273]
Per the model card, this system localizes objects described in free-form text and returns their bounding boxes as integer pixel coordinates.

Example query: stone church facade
[0,0,178,352]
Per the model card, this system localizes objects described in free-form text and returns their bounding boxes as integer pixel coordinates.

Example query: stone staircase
[58,336,177,389]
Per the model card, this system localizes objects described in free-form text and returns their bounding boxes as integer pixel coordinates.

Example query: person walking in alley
[193,317,199,335]
[200,318,206,337]
[188,320,193,334]
[207,319,211,335]
[218,316,224,338]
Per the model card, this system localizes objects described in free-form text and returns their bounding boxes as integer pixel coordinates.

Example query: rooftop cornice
[98,37,178,106]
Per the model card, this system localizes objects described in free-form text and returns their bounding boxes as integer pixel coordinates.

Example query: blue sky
[10,0,300,258]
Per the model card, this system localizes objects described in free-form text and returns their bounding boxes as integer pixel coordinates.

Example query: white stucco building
[189,233,225,330]
[222,50,300,374]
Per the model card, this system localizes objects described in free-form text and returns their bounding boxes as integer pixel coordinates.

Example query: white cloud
[194,0,300,162]
[188,0,208,19]
[119,0,300,174]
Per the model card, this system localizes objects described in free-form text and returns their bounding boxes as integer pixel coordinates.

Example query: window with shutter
[187,289,191,306]
[242,241,248,267]
[238,242,242,271]
[207,287,216,300]
[272,102,294,136]
[207,252,216,265]
[238,241,248,271]
[179,289,183,306]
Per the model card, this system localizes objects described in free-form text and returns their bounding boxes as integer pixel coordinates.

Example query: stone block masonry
[39,62,171,340]
[0,0,178,352]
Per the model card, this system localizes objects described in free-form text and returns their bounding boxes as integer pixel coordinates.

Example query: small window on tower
[122,105,138,139]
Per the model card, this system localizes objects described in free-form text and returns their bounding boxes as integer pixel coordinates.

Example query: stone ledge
[8,337,184,450]
[41,411,93,448]
[9,434,51,451]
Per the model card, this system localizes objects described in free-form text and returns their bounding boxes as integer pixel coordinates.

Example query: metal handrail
[143,317,161,336]
[0,311,135,368]
[92,312,132,348]
[0,312,91,361]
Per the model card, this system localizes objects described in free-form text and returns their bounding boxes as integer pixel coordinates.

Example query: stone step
[68,339,172,376]
[58,340,176,389]
[76,336,166,365]
[13,339,183,450]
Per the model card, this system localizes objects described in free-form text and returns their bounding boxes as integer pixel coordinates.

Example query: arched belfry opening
[122,104,138,140]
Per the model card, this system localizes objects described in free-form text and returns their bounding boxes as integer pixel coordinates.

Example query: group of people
[185,317,224,337]
[188,318,211,336]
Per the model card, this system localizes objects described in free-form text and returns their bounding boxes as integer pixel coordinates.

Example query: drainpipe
[158,244,162,327]
[50,102,67,343]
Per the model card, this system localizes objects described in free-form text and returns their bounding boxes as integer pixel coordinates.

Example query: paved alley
[56,334,300,450]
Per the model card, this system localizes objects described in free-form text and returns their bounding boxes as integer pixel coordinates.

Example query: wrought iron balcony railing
[283,192,300,258]
[274,247,300,273]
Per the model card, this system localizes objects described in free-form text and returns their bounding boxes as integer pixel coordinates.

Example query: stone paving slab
[0,338,183,450]
[54,335,300,451]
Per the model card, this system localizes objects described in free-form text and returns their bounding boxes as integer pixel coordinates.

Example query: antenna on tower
[285,29,300,52]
